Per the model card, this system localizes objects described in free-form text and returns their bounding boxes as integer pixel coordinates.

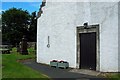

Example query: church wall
[76,2,118,72]
[37,1,119,72]
[37,2,77,68]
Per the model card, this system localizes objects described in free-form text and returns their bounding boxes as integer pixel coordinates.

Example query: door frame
[76,24,100,71]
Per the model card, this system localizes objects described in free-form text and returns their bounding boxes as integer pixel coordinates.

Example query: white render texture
[37,1,119,72]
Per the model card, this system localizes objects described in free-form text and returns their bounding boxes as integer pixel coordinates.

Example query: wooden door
[80,32,96,70]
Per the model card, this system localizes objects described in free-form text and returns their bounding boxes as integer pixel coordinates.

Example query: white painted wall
[118,2,120,72]
[37,2,77,68]
[76,2,119,72]
[37,1,119,72]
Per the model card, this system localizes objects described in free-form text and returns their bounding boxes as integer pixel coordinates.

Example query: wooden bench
[0,45,11,54]
[0,49,10,54]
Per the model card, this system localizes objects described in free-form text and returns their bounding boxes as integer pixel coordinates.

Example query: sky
[1,0,42,2]
[1,2,42,14]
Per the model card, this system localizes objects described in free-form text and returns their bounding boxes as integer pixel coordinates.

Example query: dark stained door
[80,32,96,70]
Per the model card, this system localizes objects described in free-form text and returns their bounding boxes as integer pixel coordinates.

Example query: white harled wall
[75,2,118,72]
[118,2,120,72]
[37,2,77,68]
[37,1,119,72]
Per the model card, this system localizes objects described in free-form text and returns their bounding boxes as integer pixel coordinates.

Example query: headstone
[20,36,28,55]
[34,43,36,54]
[34,43,36,50]
[16,43,19,52]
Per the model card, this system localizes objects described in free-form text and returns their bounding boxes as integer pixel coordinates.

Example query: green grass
[106,73,120,80]
[0,53,2,80]
[99,73,120,80]
[2,48,49,79]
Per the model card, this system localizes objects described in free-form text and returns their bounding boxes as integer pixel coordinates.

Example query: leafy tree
[28,11,37,42]
[2,8,31,46]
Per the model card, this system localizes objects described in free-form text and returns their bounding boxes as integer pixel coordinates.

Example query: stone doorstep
[69,69,101,76]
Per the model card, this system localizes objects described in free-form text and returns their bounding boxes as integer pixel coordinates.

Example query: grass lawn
[0,53,2,79]
[2,47,50,79]
[104,73,120,80]
[99,72,120,80]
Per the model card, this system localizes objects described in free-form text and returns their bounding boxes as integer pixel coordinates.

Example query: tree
[2,8,31,46]
[28,11,37,42]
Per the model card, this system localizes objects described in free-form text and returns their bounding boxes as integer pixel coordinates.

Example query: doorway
[76,24,100,71]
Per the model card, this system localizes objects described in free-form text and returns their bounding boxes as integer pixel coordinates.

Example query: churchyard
[2,47,49,79]
[1,47,120,79]
[1,1,120,79]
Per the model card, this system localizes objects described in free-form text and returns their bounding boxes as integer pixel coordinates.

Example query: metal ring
[47,44,50,48]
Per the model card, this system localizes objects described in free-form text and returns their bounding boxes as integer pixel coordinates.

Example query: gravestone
[20,36,28,55]
[16,43,20,52]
